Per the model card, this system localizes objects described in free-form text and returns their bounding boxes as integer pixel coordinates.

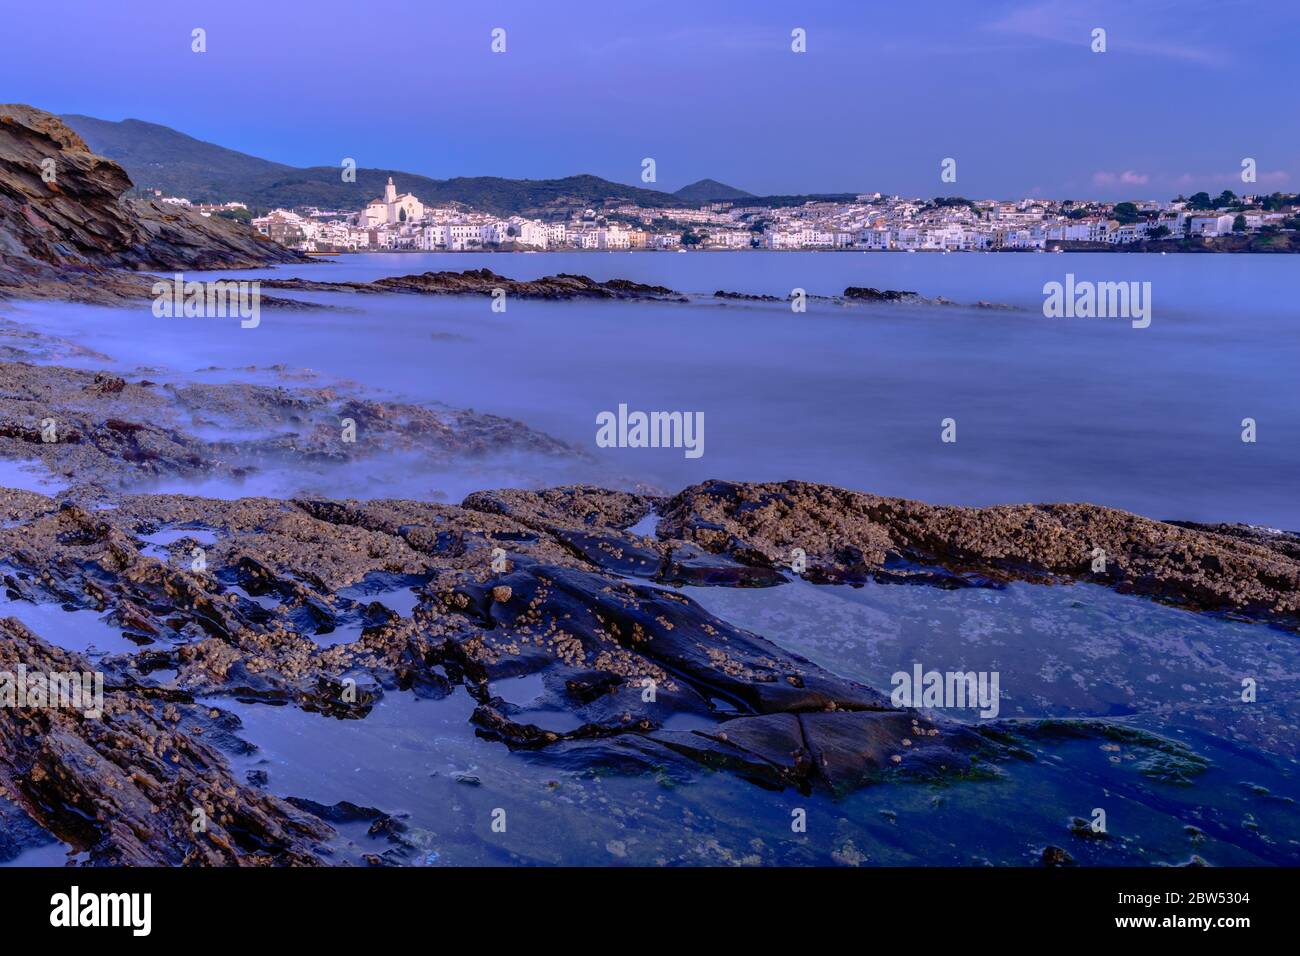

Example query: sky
[2,0,1296,199]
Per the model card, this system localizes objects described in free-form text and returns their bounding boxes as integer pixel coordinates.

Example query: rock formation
[0,104,305,302]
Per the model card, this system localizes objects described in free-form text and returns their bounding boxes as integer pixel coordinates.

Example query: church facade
[359,177,425,227]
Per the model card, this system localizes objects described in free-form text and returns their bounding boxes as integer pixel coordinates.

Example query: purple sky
[4,0,1295,198]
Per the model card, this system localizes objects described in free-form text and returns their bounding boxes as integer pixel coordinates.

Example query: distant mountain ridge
[61,114,292,187]
[61,114,827,216]
[674,178,754,202]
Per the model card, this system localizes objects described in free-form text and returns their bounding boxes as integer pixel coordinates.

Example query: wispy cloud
[988,0,1224,66]
[1173,170,1292,188]
[1093,170,1150,186]
[1089,167,1292,194]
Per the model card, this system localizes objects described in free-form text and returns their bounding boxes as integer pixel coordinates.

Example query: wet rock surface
[4,460,1286,863]
[658,479,1300,629]
[0,481,987,862]
[0,617,331,865]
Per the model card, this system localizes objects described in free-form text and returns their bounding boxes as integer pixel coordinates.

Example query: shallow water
[200,575,1299,866]
[688,579,1300,745]
[0,598,141,657]
[0,458,67,496]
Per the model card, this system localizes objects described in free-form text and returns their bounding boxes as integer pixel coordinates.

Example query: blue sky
[4,0,1294,198]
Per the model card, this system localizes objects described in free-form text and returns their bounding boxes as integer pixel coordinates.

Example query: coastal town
[155,177,1300,254]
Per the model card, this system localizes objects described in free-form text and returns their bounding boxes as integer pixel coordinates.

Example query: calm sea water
[7,251,1297,525]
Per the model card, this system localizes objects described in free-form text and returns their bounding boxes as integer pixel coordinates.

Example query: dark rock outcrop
[843,286,921,302]
[657,479,1300,627]
[258,268,687,302]
[0,104,305,302]
[0,617,332,865]
[3,465,1266,863]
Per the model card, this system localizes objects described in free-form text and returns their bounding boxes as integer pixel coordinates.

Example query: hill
[61,114,293,201]
[673,178,754,202]
[62,114,700,215]
[220,168,697,217]
[61,114,847,217]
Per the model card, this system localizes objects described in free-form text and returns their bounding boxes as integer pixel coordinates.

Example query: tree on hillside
[1232,214,1247,232]
[1112,202,1142,224]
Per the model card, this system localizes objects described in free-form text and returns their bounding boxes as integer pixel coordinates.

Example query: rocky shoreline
[255,269,1020,311]
[0,359,576,498]
[1,309,1293,864]
[2,337,1297,864]
[4,461,1293,863]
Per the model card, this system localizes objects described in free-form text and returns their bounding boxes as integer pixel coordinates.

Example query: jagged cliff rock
[0,104,306,302]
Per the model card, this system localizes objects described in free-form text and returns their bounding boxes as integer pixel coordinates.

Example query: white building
[420,224,449,250]
[517,222,549,248]
[856,228,892,250]
[447,223,481,251]
[597,227,630,249]
[1189,214,1236,237]
[359,177,425,227]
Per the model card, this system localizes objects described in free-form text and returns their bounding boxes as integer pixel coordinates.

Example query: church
[358,177,424,227]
